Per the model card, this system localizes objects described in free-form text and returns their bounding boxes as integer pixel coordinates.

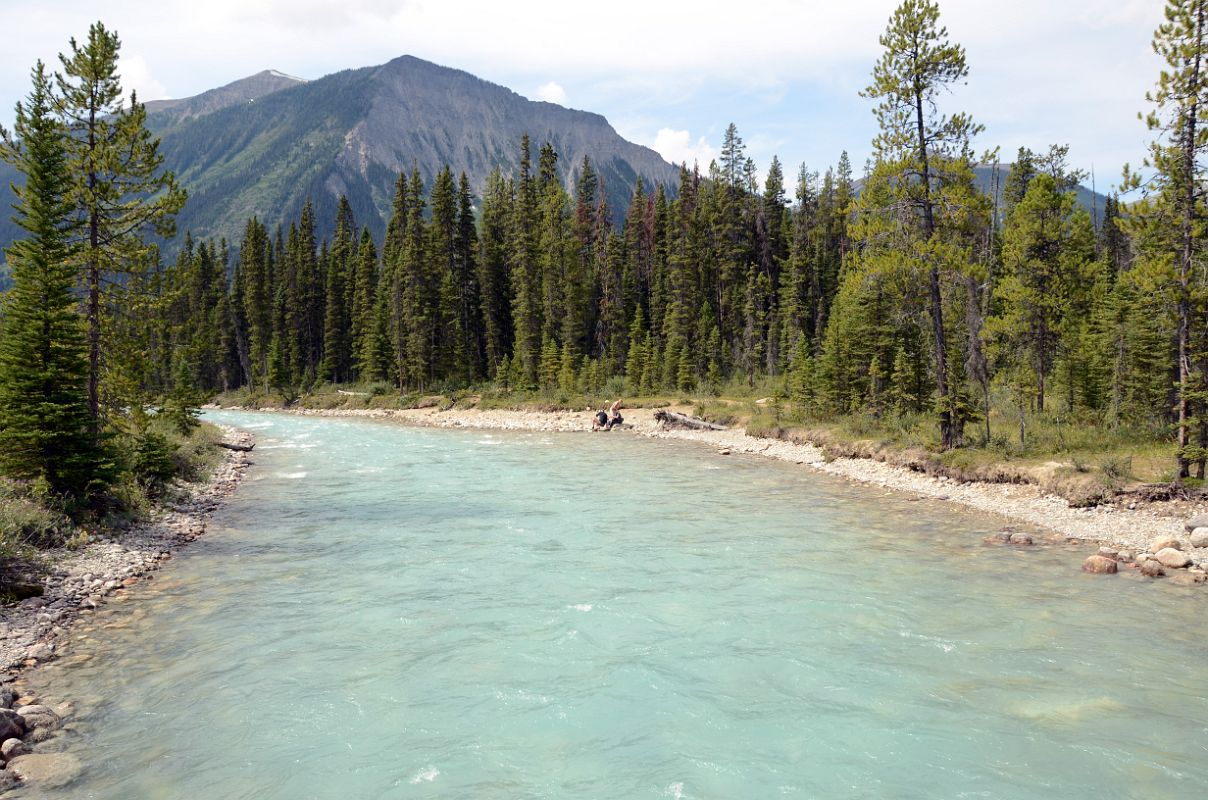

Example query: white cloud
[536,80,566,105]
[118,54,168,102]
[651,128,717,169]
[0,0,1170,181]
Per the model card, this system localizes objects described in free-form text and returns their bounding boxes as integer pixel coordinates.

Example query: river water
[19,410,1208,799]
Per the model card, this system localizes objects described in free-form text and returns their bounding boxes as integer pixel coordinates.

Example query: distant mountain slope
[148,55,680,247]
[143,69,306,122]
[0,56,679,266]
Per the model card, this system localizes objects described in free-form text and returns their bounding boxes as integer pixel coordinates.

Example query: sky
[0,0,1165,194]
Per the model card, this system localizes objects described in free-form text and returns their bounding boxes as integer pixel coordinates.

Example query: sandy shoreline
[264,404,1208,580]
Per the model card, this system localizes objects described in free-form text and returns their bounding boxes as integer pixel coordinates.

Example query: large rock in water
[16,704,60,739]
[1155,548,1192,569]
[1140,559,1166,578]
[0,709,24,741]
[1,737,29,762]
[7,752,82,789]
[1082,555,1118,574]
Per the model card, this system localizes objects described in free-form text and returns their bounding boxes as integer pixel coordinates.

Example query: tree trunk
[86,102,100,433]
[1176,2,1204,482]
[653,410,728,431]
[915,79,954,450]
[963,275,990,445]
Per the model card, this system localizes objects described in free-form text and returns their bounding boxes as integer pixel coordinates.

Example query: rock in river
[1140,559,1166,578]
[7,752,82,789]
[1083,555,1118,574]
[1155,548,1192,569]
[1,737,29,762]
[16,704,61,735]
[0,709,23,742]
[1191,527,1208,548]
[1009,533,1034,546]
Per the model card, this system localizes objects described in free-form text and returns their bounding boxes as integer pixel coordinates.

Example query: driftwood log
[653,410,728,431]
[216,441,255,452]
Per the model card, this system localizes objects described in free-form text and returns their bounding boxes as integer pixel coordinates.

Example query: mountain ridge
[0,55,681,268]
[142,69,307,122]
[144,54,681,248]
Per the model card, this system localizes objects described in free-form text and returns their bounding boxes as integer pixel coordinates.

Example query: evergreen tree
[859,0,982,449]
[478,169,513,377]
[1124,0,1208,477]
[989,174,1091,412]
[510,135,541,383]
[0,63,102,496]
[54,22,186,426]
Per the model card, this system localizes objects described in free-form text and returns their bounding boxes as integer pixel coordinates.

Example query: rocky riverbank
[265,404,1208,584]
[0,427,253,793]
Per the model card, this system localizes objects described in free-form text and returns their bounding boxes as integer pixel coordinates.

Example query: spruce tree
[1125,0,1208,478]
[0,63,102,496]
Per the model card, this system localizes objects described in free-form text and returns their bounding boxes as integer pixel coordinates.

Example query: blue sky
[0,0,1165,194]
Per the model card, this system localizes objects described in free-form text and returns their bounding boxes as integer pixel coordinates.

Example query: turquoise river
[17,410,1208,799]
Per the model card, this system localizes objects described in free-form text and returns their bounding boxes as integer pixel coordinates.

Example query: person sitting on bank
[606,399,624,430]
[592,407,609,431]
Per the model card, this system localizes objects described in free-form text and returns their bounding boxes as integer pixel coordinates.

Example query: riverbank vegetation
[2,3,1208,567]
[0,24,210,588]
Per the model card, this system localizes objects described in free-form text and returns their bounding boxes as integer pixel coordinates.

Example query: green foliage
[0,62,105,498]
[0,480,73,551]
[56,21,187,425]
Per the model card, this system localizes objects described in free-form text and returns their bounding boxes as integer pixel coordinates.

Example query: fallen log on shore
[653,410,728,431]
[216,441,255,452]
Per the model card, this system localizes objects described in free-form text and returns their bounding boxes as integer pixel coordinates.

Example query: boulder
[1150,535,1182,553]
[1009,533,1034,546]
[1184,514,1208,532]
[7,752,83,789]
[26,643,52,662]
[1191,528,1208,548]
[983,533,1011,545]
[1117,550,1135,563]
[1097,546,1118,559]
[1168,570,1207,586]
[1082,555,1118,574]
[16,705,61,743]
[0,689,13,710]
[0,709,25,741]
[1,737,29,762]
[1140,559,1166,578]
[1155,548,1192,569]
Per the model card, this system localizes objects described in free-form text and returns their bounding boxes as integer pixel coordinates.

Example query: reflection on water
[20,410,1208,800]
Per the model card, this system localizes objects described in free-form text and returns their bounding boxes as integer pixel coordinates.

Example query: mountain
[142,69,307,122]
[0,55,681,271]
[148,56,680,248]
